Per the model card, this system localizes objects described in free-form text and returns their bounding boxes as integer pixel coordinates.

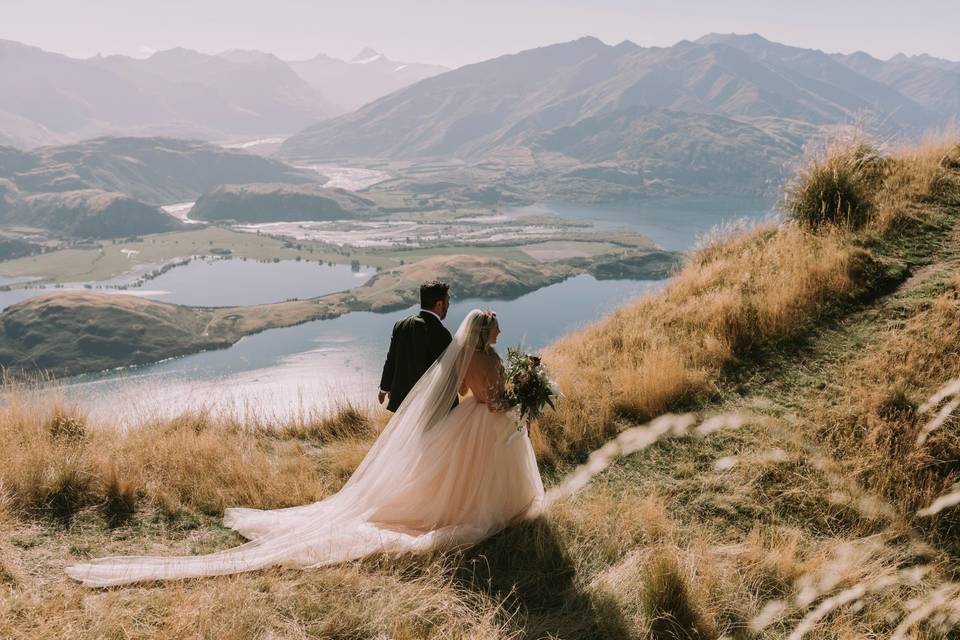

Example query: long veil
[67,309,488,587]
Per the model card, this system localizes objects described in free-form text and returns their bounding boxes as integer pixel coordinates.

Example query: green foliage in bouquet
[503,347,558,422]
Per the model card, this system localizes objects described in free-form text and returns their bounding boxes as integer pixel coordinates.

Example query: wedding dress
[66,309,545,587]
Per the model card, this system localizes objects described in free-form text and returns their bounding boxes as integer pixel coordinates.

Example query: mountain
[189,183,377,223]
[279,35,956,200]
[0,40,336,148]
[831,51,960,120]
[282,35,948,163]
[286,48,448,111]
[0,137,319,204]
[698,33,960,124]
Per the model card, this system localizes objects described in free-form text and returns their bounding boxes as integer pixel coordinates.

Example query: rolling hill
[188,183,377,223]
[9,190,183,238]
[0,137,319,205]
[0,137,324,237]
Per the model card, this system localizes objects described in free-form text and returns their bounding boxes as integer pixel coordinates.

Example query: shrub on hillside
[785,140,886,230]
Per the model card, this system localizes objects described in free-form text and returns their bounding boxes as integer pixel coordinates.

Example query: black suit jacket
[380,310,453,412]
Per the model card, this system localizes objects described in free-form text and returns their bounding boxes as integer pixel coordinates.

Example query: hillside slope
[0,137,319,205]
[1,138,959,638]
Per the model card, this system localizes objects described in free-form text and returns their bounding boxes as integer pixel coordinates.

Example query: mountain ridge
[278,34,957,201]
[0,39,447,148]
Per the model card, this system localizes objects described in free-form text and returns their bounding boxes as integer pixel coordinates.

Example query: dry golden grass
[0,561,516,640]
[872,131,960,233]
[537,134,959,466]
[0,395,380,524]
[816,278,960,547]
[785,136,885,230]
[539,223,866,461]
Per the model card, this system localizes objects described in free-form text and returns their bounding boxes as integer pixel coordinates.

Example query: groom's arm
[379,323,399,402]
[427,326,453,364]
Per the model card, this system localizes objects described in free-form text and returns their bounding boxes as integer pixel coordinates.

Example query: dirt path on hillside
[723,216,960,414]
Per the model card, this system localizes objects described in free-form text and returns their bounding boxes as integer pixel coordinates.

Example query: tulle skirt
[66,397,544,586]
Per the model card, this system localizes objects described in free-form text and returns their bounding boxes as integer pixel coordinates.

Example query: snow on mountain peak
[351,47,384,64]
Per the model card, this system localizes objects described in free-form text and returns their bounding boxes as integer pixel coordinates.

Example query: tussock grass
[639,549,715,640]
[537,134,958,465]
[785,138,885,230]
[0,398,378,522]
[539,223,870,462]
[817,280,960,550]
[873,132,960,232]
[784,131,960,234]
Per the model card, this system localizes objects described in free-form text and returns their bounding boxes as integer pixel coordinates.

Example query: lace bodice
[460,349,508,410]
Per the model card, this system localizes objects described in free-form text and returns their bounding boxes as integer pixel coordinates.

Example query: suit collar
[419,309,442,323]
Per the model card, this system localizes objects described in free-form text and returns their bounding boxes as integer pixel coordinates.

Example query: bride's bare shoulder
[468,348,500,371]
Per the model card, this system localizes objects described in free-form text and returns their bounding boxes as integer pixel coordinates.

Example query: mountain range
[281,34,957,162]
[2,33,958,203]
[0,40,446,148]
[278,34,959,199]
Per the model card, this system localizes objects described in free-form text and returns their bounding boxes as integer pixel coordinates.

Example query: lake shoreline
[0,250,679,379]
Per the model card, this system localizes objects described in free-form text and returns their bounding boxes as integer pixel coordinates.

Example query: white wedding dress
[66,310,545,587]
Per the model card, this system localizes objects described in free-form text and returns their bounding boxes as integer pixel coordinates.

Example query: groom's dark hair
[420,280,449,308]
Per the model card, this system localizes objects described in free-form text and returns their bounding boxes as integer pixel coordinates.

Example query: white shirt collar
[420,308,442,322]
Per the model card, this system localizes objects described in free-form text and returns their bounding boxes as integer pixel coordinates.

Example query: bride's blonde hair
[474,310,498,351]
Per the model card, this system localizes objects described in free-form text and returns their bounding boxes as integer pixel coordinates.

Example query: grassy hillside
[2,135,960,638]
[0,137,319,205]
[11,189,184,238]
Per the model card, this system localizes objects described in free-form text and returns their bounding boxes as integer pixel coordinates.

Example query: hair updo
[474,310,498,351]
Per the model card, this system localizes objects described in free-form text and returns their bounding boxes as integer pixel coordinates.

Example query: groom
[378,280,452,412]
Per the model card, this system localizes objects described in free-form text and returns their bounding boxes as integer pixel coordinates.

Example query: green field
[0,218,658,285]
[0,227,398,283]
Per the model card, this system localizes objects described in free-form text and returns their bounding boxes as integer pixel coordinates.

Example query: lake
[0,258,375,311]
[514,196,775,251]
[58,276,665,426]
[35,196,773,426]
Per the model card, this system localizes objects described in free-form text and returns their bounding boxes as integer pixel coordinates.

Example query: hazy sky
[2,0,957,66]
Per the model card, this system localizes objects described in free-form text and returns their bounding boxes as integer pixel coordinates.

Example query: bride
[67,309,545,587]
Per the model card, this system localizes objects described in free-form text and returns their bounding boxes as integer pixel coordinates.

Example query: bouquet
[503,347,558,424]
